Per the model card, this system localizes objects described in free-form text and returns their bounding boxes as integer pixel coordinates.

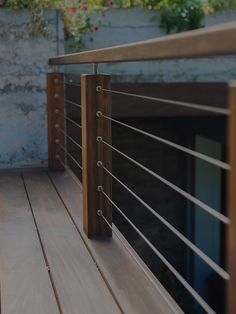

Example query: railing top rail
[49,22,236,65]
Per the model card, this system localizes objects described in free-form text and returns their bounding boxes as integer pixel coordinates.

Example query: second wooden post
[81,74,112,238]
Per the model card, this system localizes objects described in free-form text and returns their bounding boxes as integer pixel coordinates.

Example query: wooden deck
[0,170,181,314]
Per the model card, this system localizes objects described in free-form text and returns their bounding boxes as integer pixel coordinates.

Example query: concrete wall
[66,8,236,83]
[0,9,64,168]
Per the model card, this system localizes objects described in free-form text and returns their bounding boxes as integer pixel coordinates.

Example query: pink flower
[82,5,88,11]
[77,0,82,2]
[91,26,98,32]
[70,7,78,16]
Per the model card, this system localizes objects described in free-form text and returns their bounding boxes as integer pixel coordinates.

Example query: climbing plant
[2,0,236,43]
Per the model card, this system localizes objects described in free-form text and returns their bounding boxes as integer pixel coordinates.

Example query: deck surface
[0,170,182,314]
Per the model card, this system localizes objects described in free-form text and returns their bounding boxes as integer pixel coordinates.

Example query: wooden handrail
[49,22,236,65]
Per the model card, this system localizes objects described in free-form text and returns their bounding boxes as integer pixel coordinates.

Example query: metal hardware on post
[97,136,103,142]
[96,85,102,92]
[97,210,103,217]
[81,74,112,238]
[47,72,65,170]
[97,185,103,192]
[97,161,103,167]
[96,111,102,118]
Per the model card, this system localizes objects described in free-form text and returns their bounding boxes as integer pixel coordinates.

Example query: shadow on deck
[0,170,181,314]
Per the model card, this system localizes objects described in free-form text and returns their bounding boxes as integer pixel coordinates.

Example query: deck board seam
[21,172,63,314]
[47,171,124,314]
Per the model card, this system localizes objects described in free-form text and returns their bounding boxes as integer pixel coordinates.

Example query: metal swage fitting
[96,111,102,118]
[97,185,103,192]
[97,210,103,217]
[97,161,103,167]
[97,136,103,142]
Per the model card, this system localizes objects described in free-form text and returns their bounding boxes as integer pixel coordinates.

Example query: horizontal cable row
[65,99,81,109]
[99,190,216,314]
[99,213,181,314]
[100,87,229,115]
[98,138,229,224]
[101,114,230,171]
[57,142,82,170]
[59,128,82,150]
[99,163,229,280]
[62,81,229,313]
[56,155,82,188]
[56,111,81,129]
[65,81,81,87]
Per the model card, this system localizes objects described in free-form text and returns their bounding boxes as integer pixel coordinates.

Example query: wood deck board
[50,170,183,314]
[0,172,59,314]
[23,171,120,314]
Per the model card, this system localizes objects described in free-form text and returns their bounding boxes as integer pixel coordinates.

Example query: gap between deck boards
[21,171,120,314]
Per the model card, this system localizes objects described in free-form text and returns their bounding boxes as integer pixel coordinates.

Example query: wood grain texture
[81,75,112,237]
[227,81,236,314]
[49,22,236,65]
[49,170,183,314]
[0,172,59,314]
[47,72,65,170]
[23,171,120,314]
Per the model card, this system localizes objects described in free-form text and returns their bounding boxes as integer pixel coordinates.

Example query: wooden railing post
[227,81,236,314]
[81,74,112,238]
[47,72,65,170]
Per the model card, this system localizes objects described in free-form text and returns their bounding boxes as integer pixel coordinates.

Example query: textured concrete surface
[66,8,236,83]
[0,9,64,168]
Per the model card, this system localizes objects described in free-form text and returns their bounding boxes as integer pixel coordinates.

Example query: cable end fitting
[97,185,103,192]
[96,86,102,92]
[97,161,103,167]
[97,136,103,142]
[97,209,103,217]
[96,111,102,118]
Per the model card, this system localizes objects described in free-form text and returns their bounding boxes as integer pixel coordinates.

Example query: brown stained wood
[67,83,227,118]
[49,171,183,314]
[227,82,236,314]
[47,72,65,170]
[81,75,112,237]
[23,172,120,314]
[0,172,59,314]
[49,22,236,65]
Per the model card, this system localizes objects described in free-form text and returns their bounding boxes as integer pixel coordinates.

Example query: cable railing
[47,22,236,314]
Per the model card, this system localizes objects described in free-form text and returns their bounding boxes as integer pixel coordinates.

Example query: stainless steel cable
[58,143,82,170]
[65,99,81,109]
[65,81,81,87]
[57,112,82,129]
[56,156,82,188]
[101,191,216,314]
[101,164,229,280]
[100,139,229,224]
[100,214,181,314]
[58,128,82,150]
[102,115,230,171]
[101,88,230,115]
